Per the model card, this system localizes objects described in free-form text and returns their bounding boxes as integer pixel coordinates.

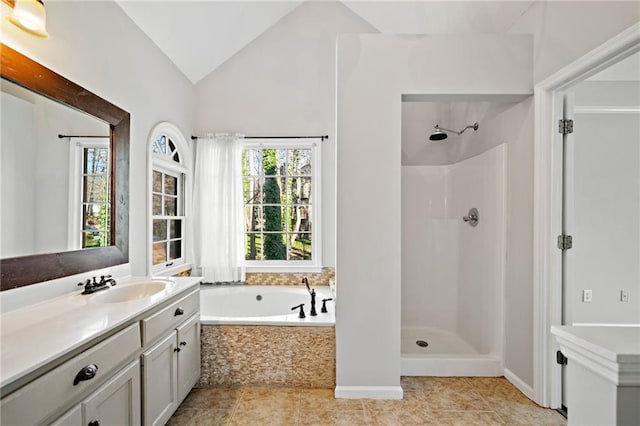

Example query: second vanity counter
[0,276,201,395]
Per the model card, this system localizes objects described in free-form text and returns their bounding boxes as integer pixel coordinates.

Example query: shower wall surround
[402,144,506,356]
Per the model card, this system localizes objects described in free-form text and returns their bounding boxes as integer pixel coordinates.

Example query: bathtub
[199,285,335,326]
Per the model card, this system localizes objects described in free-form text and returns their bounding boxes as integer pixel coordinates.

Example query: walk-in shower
[402,99,509,377]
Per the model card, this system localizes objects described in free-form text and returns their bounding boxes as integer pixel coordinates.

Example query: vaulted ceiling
[116,1,536,84]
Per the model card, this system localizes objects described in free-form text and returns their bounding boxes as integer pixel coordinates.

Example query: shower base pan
[401,326,502,376]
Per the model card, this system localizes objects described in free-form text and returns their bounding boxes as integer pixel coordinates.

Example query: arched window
[148,123,191,275]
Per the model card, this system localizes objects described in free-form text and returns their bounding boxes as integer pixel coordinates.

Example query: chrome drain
[416,340,429,348]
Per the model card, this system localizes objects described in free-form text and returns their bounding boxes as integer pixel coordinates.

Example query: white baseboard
[334,386,403,400]
[504,368,534,401]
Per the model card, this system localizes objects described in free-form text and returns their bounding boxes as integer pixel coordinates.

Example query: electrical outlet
[582,289,592,303]
[620,290,629,303]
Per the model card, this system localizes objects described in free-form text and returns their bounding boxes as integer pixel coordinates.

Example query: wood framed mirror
[1,44,130,290]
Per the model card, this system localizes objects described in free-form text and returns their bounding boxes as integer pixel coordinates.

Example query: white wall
[564,80,640,324]
[1,92,36,258]
[336,34,531,395]
[1,0,194,277]
[193,1,378,268]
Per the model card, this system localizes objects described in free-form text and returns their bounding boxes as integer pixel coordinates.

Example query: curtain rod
[58,134,109,139]
[191,135,328,141]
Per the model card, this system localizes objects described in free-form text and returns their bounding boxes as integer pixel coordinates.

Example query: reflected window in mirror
[149,124,190,274]
[66,138,111,250]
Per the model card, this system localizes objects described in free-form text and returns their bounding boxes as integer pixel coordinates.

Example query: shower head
[429,126,448,141]
[429,122,479,141]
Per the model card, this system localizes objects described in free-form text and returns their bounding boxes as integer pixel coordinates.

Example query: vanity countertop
[551,325,640,363]
[0,276,200,392]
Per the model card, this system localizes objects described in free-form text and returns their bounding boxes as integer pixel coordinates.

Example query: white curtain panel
[193,133,245,283]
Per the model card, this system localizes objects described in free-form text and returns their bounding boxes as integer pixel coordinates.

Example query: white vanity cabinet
[0,279,201,426]
[53,360,141,426]
[141,290,200,426]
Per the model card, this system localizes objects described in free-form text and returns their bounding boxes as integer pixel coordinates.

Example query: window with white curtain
[242,139,321,270]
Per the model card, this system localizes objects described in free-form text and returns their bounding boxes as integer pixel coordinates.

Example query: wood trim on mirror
[1,44,130,291]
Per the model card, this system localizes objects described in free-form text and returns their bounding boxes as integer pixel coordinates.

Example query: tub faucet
[302,277,317,316]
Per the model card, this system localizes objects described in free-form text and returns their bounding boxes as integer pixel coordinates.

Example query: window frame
[147,123,191,276]
[242,138,322,273]
[68,137,110,251]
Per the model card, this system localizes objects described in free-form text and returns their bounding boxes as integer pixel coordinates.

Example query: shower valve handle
[291,303,306,319]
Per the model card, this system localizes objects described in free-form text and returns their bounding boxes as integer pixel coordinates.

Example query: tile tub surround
[245,267,334,286]
[168,377,566,425]
[199,325,335,388]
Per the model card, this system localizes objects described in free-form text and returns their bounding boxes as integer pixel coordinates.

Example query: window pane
[245,206,262,233]
[83,176,108,203]
[157,135,167,154]
[153,242,167,265]
[243,149,262,176]
[153,171,162,192]
[164,174,178,196]
[169,240,182,261]
[83,148,109,174]
[152,194,162,215]
[262,149,285,176]
[168,139,176,154]
[262,177,283,204]
[173,152,180,163]
[289,233,312,260]
[83,231,108,249]
[288,177,312,204]
[164,196,177,216]
[169,220,182,239]
[153,219,167,242]
[263,205,285,232]
[83,204,107,231]
[288,149,311,175]
[243,177,262,204]
[263,233,286,260]
[245,233,262,260]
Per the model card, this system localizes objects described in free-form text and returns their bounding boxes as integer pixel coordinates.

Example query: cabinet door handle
[174,347,181,353]
[73,364,98,385]
[88,420,100,426]
[174,307,184,316]
[180,341,187,346]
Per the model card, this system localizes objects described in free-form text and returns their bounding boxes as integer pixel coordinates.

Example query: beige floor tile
[166,408,233,426]
[228,408,299,426]
[299,409,368,426]
[180,387,243,410]
[423,388,490,411]
[429,410,506,425]
[236,387,301,412]
[300,389,364,411]
[362,391,430,411]
[365,408,439,425]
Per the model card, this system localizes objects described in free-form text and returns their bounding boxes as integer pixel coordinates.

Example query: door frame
[532,22,640,408]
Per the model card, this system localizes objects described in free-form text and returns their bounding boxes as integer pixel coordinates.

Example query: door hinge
[559,119,574,135]
[557,350,568,365]
[557,234,573,250]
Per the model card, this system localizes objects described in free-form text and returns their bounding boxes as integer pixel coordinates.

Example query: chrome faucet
[78,275,117,295]
[302,277,317,316]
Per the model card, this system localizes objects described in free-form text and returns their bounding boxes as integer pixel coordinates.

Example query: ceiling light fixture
[6,0,49,38]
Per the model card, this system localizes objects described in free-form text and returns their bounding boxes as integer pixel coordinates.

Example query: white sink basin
[91,281,169,303]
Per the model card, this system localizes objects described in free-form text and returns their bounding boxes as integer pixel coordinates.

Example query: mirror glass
[1,79,111,258]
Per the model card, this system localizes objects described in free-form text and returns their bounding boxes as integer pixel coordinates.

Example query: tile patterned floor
[168,377,567,425]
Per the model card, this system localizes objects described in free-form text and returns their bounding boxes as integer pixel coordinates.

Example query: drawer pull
[73,364,98,385]
[180,341,187,346]
[88,420,100,426]
[174,347,181,353]
[174,307,185,316]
